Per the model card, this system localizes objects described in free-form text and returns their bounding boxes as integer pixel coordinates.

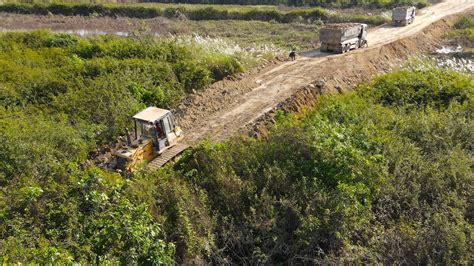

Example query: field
[1,0,427,52]
[1,1,472,265]
[0,1,393,52]
[0,13,322,51]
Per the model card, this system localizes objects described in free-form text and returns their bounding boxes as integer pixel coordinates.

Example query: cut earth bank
[173,5,474,144]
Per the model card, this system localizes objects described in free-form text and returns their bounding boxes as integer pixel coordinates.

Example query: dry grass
[0,13,322,50]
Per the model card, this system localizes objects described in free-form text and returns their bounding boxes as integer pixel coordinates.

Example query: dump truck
[392,6,416,26]
[114,107,188,172]
[320,23,368,54]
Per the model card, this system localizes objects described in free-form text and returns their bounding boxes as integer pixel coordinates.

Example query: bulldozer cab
[132,107,178,152]
[115,107,182,171]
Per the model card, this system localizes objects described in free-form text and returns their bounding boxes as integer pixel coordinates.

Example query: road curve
[182,0,474,144]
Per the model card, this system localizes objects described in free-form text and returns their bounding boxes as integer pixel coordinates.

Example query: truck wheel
[320,43,327,52]
[343,44,349,53]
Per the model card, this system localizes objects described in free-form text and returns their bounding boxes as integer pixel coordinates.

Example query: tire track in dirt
[177,0,474,144]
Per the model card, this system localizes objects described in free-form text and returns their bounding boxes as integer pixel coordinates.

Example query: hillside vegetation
[0,31,244,140]
[171,66,473,263]
[1,30,472,263]
[0,31,240,263]
[445,15,474,47]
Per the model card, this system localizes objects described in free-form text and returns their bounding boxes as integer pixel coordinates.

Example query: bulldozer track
[147,143,189,170]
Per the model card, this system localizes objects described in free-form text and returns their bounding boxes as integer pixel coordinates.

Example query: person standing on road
[289,48,296,61]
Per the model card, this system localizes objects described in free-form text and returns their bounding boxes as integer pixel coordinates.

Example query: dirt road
[177,0,474,144]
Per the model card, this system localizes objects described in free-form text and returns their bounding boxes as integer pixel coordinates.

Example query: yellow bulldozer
[114,107,189,172]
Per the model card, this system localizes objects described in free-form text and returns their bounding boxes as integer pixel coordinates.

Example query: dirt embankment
[249,15,463,137]
[175,8,472,144]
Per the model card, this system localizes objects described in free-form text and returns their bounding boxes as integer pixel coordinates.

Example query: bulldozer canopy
[133,107,170,123]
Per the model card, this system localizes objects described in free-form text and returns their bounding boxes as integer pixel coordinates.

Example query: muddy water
[432,46,474,73]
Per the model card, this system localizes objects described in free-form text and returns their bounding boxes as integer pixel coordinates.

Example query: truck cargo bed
[320,23,367,53]
[320,23,365,44]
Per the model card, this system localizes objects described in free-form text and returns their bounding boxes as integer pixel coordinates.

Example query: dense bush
[172,66,473,263]
[445,15,474,47]
[0,30,242,140]
[0,3,389,25]
[454,15,474,29]
[128,169,214,262]
[360,67,472,110]
[0,31,231,264]
[0,109,175,263]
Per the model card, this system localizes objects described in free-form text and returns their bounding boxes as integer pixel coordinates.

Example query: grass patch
[445,15,474,47]
[168,20,321,50]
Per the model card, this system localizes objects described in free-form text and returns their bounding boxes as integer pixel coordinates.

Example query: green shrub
[45,33,78,47]
[360,68,473,110]
[454,15,474,29]
[187,6,228,20]
[445,15,474,47]
[1,166,176,264]
[173,60,212,92]
[205,54,244,81]
[172,67,473,263]
[129,168,214,262]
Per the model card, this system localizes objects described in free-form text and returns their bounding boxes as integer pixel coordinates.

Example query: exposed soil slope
[175,1,474,144]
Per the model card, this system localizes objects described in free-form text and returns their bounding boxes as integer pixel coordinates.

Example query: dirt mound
[172,59,282,131]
